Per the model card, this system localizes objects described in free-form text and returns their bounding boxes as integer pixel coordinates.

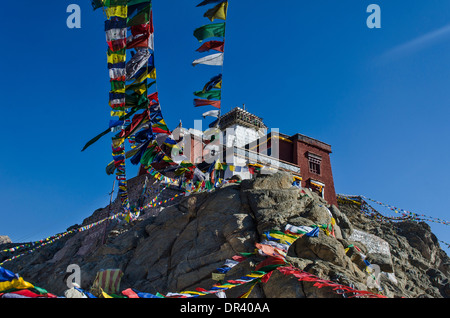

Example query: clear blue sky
[0,1,449,253]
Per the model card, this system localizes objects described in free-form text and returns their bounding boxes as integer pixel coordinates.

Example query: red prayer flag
[119,111,149,138]
[122,288,140,298]
[152,127,170,134]
[255,257,286,271]
[196,40,225,53]
[232,255,247,262]
[128,23,151,49]
[108,38,127,52]
[194,99,221,109]
[148,92,159,103]
[260,271,274,284]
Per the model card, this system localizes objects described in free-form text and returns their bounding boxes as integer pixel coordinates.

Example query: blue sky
[0,1,449,253]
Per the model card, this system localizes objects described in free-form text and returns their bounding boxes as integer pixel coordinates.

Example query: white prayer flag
[202,110,220,118]
[192,53,224,66]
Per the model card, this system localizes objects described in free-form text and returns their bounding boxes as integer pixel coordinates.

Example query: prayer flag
[194,99,221,109]
[111,80,126,92]
[111,110,127,117]
[107,38,127,52]
[105,6,128,19]
[194,89,221,100]
[127,5,151,26]
[127,23,153,49]
[105,18,126,31]
[125,48,151,80]
[106,28,127,42]
[204,1,228,22]
[193,23,226,42]
[0,277,34,293]
[109,68,126,79]
[0,267,18,282]
[196,40,225,53]
[107,51,126,64]
[81,128,111,152]
[126,82,147,95]
[202,110,220,118]
[202,74,222,91]
[109,120,124,128]
[192,53,224,66]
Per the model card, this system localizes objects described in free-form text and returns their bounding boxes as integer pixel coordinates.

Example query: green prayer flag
[194,89,221,100]
[193,23,226,42]
[111,80,125,91]
[126,91,149,108]
[81,128,111,152]
[33,286,50,295]
[108,48,126,56]
[127,5,151,26]
[240,252,255,257]
[126,81,155,94]
[140,147,158,166]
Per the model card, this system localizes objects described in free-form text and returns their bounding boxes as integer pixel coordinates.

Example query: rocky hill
[1,172,449,298]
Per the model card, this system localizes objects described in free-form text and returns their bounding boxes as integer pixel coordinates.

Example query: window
[307,153,322,175]
[309,180,325,198]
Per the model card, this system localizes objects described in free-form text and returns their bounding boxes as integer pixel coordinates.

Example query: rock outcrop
[1,172,449,298]
[0,236,11,245]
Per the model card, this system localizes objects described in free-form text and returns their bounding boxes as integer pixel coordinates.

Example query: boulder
[0,236,12,245]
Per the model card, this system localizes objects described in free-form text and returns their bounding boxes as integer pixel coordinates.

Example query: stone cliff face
[1,172,449,298]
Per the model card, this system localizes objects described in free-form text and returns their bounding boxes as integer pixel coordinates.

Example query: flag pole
[102,179,116,245]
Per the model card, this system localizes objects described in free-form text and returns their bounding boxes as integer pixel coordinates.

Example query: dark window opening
[309,160,321,175]
[307,153,322,175]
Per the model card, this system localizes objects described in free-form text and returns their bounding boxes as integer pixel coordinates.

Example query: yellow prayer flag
[247,272,265,278]
[101,288,114,298]
[0,277,34,293]
[132,67,156,84]
[180,291,205,296]
[107,53,126,65]
[111,110,127,117]
[112,137,125,148]
[239,281,258,298]
[105,6,128,19]
[126,83,146,95]
[214,160,223,171]
[110,88,125,94]
[267,232,297,245]
[204,1,228,22]
[149,67,157,79]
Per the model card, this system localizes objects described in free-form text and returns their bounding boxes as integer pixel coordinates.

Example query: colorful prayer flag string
[192,1,228,120]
